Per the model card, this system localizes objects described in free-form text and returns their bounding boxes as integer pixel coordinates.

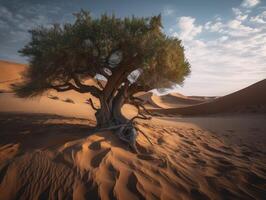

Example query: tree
[14,10,190,151]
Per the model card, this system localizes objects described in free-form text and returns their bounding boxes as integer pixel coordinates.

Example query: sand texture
[0,60,265,200]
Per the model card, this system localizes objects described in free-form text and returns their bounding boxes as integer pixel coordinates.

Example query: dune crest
[1,113,266,200]
[0,60,26,92]
[0,60,266,199]
[136,92,205,109]
[150,79,266,115]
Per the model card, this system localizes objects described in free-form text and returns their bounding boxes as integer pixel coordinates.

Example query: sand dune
[136,92,205,109]
[150,79,266,115]
[0,60,26,92]
[135,92,162,108]
[0,60,266,200]
[0,60,102,119]
[0,113,265,200]
[154,93,205,108]
[0,93,96,119]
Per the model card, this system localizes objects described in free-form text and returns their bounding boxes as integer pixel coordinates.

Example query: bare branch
[50,78,101,99]
[51,86,71,92]
[130,114,151,122]
[89,65,110,78]
[72,75,88,91]
[85,98,98,111]
[137,102,151,115]
[135,126,153,145]
[105,47,121,67]
[95,78,104,89]
[129,97,152,115]
[131,96,145,103]
[50,82,76,92]
[71,75,101,97]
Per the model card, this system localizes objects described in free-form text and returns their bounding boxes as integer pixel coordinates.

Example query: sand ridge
[0,113,265,200]
[0,60,266,200]
[149,79,266,115]
[0,60,26,92]
[136,92,205,109]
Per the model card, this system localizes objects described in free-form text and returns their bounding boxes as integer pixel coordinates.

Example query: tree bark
[95,95,112,128]
[111,82,129,125]
[95,81,129,128]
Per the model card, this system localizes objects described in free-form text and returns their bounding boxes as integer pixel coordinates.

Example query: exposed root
[135,126,153,145]
[115,124,138,152]
[85,98,99,111]
[94,122,152,153]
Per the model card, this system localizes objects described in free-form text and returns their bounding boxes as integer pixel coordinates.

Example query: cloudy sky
[0,0,265,96]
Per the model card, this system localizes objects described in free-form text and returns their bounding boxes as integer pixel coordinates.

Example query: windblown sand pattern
[0,113,265,200]
[0,60,265,200]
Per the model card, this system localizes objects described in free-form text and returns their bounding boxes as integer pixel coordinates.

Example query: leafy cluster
[15,10,190,97]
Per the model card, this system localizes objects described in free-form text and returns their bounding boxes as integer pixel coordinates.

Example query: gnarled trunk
[94,82,138,151]
[95,82,129,128]
[95,96,112,128]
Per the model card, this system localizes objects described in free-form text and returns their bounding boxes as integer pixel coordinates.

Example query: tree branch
[72,75,88,91]
[95,78,104,89]
[105,47,121,67]
[50,77,101,99]
[130,96,144,103]
[85,98,99,111]
[135,126,153,145]
[129,97,152,115]
[130,114,151,122]
[50,82,76,92]
[71,75,101,97]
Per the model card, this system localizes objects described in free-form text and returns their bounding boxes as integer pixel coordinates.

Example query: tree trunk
[95,95,112,128]
[95,82,129,128]
[94,82,139,151]
[112,83,129,125]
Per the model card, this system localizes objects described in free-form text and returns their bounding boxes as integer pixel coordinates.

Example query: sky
[0,0,265,96]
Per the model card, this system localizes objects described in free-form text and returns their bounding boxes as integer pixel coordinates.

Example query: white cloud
[241,0,260,8]
[205,21,223,32]
[172,2,266,96]
[176,16,202,41]
[178,33,266,95]
[0,4,64,63]
[0,5,52,32]
[232,8,248,21]
[204,16,259,37]
[226,19,259,36]
[218,36,229,42]
[250,11,266,23]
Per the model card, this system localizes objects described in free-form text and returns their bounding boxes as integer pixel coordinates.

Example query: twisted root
[95,122,151,153]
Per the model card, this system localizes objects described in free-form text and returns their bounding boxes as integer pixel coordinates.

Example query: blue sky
[0,0,265,95]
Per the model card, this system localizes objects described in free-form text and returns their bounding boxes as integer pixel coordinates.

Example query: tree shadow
[0,112,95,151]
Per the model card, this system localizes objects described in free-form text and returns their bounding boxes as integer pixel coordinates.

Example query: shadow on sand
[0,112,95,151]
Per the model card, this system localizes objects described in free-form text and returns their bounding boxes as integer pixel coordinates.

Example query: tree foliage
[16,11,189,97]
[14,10,190,150]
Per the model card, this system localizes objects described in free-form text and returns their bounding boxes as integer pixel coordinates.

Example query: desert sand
[0,60,265,200]
[148,79,266,116]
